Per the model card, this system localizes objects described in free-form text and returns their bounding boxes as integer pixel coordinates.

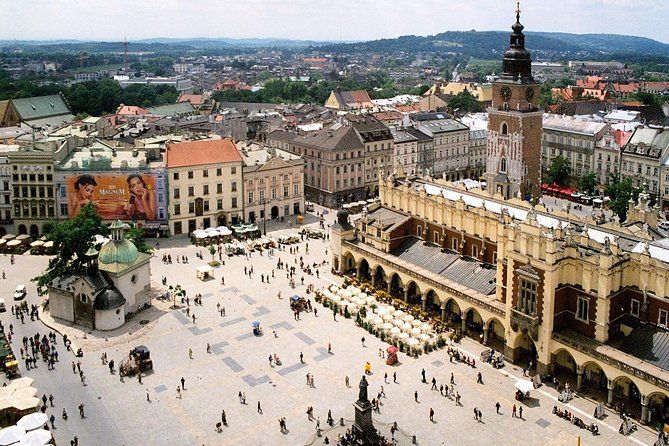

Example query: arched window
[500,158,507,173]
[501,122,508,135]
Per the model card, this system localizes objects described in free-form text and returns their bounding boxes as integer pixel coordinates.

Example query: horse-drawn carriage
[290,295,307,312]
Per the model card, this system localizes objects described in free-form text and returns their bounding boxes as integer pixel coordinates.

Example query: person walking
[495,402,501,414]
[429,407,434,422]
[299,352,304,364]
[421,368,426,383]
[221,410,227,425]
[519,406,523,419]
[146,389,151,402]
[393,372,397,383]
[361,337,365,347]
[181,377,186,390]
[257,401,263,414]
[476,372,483,384]
[450,372,455,385]
[512,404,517,418]
[384,372,388,383]
[477,409,482,423]
[414,391,419,402]
[188,348,193,359]
[431,377,437,390]
[474,407,478,421]
[176,386,182,398]
[207,343,211,354]
[345,376,349,387]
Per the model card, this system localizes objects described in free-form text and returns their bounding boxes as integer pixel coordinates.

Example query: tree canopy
[605,176,641,223]
[33,203,108,292]
[448,91,483,113]
[578,172,597,195]
[544,156,572,187]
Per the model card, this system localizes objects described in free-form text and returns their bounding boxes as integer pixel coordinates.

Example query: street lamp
[260,198,267,235]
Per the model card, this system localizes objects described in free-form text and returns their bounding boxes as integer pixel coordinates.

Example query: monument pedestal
[353,399,379,445]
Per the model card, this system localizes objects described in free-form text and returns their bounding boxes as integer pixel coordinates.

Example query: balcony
[510,306,540,340]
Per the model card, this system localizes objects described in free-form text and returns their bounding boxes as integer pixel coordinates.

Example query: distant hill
[316,30,669,61]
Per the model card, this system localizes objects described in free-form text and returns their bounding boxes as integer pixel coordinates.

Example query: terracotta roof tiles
[166,138,242,168]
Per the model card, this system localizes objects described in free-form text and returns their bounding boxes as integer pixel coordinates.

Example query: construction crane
[79,52,89,69]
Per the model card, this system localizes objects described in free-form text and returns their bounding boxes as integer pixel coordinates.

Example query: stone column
[371,273,375,288]
[641,394,650,425]
[607,380,614,406]
[421,292,427,311]
[482,322,489,345]
[356,261,362,279]
[403,286,409,302]
[461,313,466,334]
[387,281,392,295]
[576,366,584,391]
[440,302,446,321]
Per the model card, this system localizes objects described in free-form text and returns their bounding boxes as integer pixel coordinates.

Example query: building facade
[621,126,669,200]
[415,119,469,180]
[345,114,394,196]
[240,142,304,224]
[391,128,419,176]
[166,138,243,234]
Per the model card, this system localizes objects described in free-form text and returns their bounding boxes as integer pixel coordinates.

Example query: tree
[33,203,108,292]
[605,176,641,223]
[579,172,597,195]
[448,91,483,113]
[545,156,571,187]
[125,225,152,254]
[209,245,217,261]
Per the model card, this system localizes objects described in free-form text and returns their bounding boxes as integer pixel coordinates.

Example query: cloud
[1,0,667,43]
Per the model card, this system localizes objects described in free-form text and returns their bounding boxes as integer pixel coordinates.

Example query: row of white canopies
[0,378,52,446]
[193,227,234,239]
[320,284,439,348]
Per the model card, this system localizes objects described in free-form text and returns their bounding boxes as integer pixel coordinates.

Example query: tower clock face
[526,87,535,101]
[500,86,512,101]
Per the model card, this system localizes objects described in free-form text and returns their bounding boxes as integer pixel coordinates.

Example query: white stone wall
[49,290,74,323]
[95,308,125,331]
[110,262,151,313]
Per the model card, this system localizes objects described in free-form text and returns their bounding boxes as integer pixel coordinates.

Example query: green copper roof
[11,94,72,121]
[98,239,139,265]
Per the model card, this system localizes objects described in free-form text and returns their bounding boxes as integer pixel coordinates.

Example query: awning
[514,379,534,394]
[196,265,213,273]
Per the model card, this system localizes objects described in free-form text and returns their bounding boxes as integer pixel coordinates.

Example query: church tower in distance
[485,2,542,200]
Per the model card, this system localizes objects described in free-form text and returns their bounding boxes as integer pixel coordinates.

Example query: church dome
[93,287,126,311]
[98,239,138,265]
[500,4,533,82]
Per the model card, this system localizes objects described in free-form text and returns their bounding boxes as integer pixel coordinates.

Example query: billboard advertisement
[63,170,167,222]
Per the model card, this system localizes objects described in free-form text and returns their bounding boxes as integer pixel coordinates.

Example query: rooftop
[12,94,72,122]
[542,114,608,136]
[166,138,242,168]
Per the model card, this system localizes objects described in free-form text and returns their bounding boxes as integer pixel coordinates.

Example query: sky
[2,0,668,43]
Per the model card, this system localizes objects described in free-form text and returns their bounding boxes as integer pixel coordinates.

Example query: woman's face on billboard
[80,184,95,199]
[129,177,146,196]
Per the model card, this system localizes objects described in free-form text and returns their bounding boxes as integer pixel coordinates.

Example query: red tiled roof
[613,83,639,93]
[221,79,238,85]
[166,138,242,168]
[116,104,149,116]
[614,129,632,147]
[373,111,403,121]
[394,104,420,113]
[177,94,204,105]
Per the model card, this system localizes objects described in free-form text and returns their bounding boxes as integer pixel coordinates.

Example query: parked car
[13,285,26,301]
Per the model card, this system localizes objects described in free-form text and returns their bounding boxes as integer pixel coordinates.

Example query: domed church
[47,221,152,331]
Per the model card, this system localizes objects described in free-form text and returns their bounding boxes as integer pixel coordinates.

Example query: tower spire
[516,1,521,23]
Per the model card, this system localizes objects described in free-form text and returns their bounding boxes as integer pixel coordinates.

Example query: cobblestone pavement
[0,209,659,446]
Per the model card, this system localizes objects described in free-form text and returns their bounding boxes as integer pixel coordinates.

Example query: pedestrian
[177,386,181,398]
[146,389,151,402]
[192,314,196,324]
[361,337,365,347]
[519,406,523,419]
[478,409,482,422]
[181,377,186,390]
[384,372,388,383]
[221,409,227,425]
[474,407,478,421]
[314,308,317,317]
[78,403,85,418]
[431,377,437,390]
[188,348,193,359]
[328,342,332,354]
[257,401,262,414]
[393,372,397,383]
[476,372,483,384]
[49,394,54,407]
[455,392,461,405]
[138,373,142,384]
[495,402,501,414]
[512,404,517,418]
[421,368,426,383]
[207,343,211,354]
[429,407,434,422]
[450,372,454,384]
[345,376,349,387]
[71,361,76,374]
[299,352,304,364]
[238,391,242,404]
[49,414,55,428]
[414,391,419,402]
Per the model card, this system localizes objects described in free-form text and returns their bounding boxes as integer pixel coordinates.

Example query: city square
[0,209,661,445]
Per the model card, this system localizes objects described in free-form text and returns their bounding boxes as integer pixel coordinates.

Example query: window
[501,122,508,135]
[173,172,179,180]
[576,296,589,322]
[293,184,299,195]
[417,225,422,237]
[631,299,640,317]
[519,279,537,316]
[174,221,182,235]
[173,188,180,199]
[188,171,193,179]
[217,183,223,194]
[174,204,181,215]
[188,186,194,197]
[452,239,458,251]
[203,185,209,195]
[217,198,223,210]
[216,168,222,176]
[231,166,237,174]
[471,245,479,258]
[500,158,507,173]
[131,275,137,284]
[259,190,265,200]
[283,186,289,198]
[188,202,195,214]
[271,188,277,199]
[231,182,237,192]
[434,231,439,243]
[231,197,238,208]
[492,251,498,263]
[659,309,668,327]
[203,169,209,178]
[248,192,254,204]
[203,200,210,212]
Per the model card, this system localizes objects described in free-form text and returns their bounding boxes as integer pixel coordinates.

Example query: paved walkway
[0,211,659,445]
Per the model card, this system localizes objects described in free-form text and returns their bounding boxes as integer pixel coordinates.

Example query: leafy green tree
[33,203,108,292]
[578,172,597,195]
[448,91,483,113]
[545,156,572,187]
[605,176,641,223]
[125,225,152,254]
